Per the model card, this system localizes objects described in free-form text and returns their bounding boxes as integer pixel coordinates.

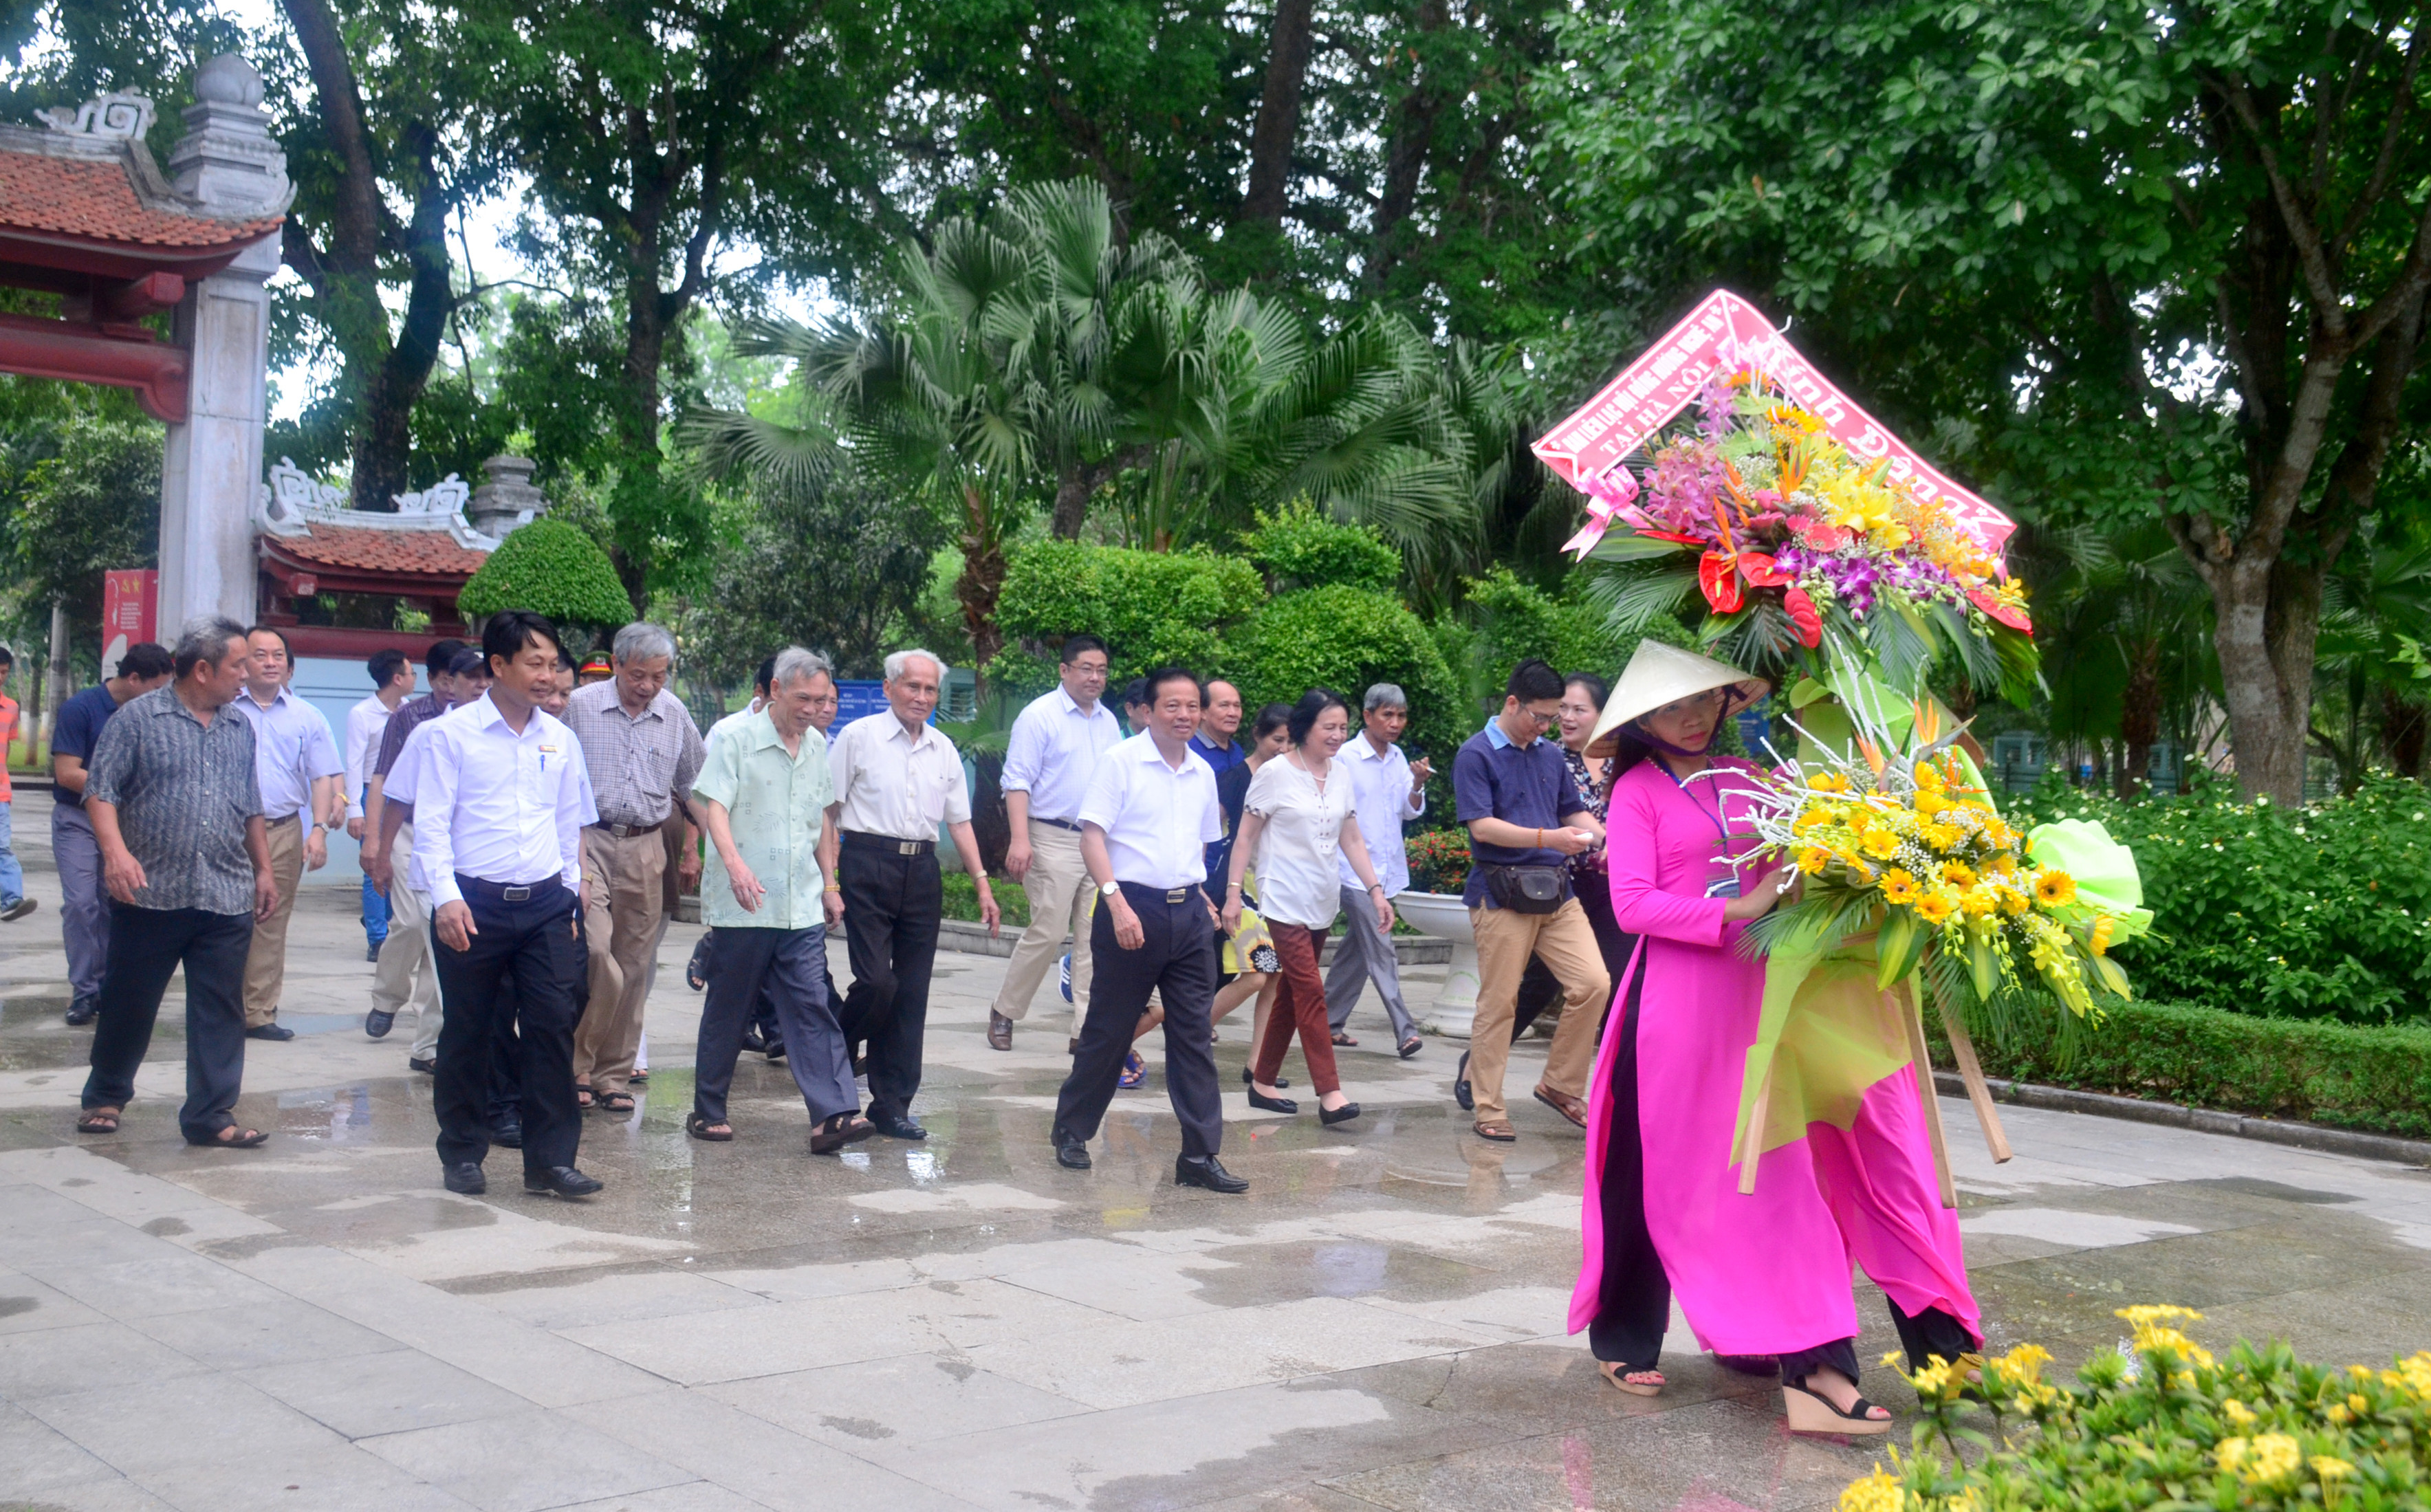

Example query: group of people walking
[47,608,1979,1435]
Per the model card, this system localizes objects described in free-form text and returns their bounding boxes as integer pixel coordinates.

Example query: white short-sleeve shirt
[1245,754,1353,929]
[1078,732,1222,890]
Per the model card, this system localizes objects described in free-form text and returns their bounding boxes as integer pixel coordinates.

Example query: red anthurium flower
[1789,518,1852,551]
[1738,552,1791,587]
[1784,586,1824,648]
[1968,589,2034,635]
[1699,552,1746,613]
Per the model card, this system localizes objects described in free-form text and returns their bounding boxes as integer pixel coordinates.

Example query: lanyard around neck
[1661,761,1732,848]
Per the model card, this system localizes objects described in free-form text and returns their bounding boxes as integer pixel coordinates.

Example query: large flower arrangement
[1736,696,2150,1016]
[1585,371,2036,698]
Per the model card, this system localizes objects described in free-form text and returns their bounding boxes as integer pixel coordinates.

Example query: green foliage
[457,520,633,631]
[1875,1317,2431,1512]
[1404,831,1472,897]
[941,870,1030,929]
[1222,584,1463,767]
[1237,501,1399,593]
[3,411,161,627]
[991,539,1263,690]
[2005,774,2431,1026]
[1926,996,2431,1143]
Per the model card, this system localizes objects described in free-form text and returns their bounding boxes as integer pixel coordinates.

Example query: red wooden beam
[0,311,184,421]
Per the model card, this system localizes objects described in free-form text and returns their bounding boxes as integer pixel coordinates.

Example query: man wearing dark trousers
[402,611,601,1198]
[826,649,999,1140]
[76,617,282,1147]
[50,642,175,1027]
[1049,666,1242,1193]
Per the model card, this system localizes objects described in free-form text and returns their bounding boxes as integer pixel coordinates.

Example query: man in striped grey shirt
[563,623,704,1113]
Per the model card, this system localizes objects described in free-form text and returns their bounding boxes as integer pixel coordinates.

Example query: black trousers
[836,835,942,1124]
[1589,961,1671,1368]
[696,925,854,1125]
[1777,1291,1979,1390]
[1514,873,1634,1041]
[1053,884,1223,1158]
[429,876,584,1171]
[82,904,253,1142]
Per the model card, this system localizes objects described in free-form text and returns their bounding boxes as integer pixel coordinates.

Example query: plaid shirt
[563,679,704,828]
[83,686,264,915]
[374,692,448,780]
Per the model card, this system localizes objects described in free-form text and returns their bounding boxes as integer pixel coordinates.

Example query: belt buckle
[1164,888,1188,904]
[503,885,532,901]
[897,840,921,855]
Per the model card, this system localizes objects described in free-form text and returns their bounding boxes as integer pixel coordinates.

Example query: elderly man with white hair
[827,649,999,1140]
[688,648,871,1151]
[1324,681,1434,1057]
[564,622,706,1115]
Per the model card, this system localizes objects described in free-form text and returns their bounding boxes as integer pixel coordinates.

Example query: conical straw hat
[1586,640,1770,758]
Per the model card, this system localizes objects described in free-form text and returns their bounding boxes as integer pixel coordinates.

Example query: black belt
[841,829,935,855]
[1034,815,1083,833]
[1118,880,1204,907]
[456,873,567,903]
[589,820,660,839]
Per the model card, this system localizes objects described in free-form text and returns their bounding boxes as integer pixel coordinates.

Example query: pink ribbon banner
[1534,289,2014,558]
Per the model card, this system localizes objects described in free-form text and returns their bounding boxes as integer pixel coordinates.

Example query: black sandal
[1782,1377,1893,1436]
[810,1113,876,1154]
[686,1113,733,1142]
[596,1093,636,1114]
[75,1110,120,1135]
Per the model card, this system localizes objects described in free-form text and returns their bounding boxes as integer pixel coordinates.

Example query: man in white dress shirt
[402,611,602,1198]
[343,648,417,963]
[1324,683,1435,1056]
[989,633,1119,1051]
[1047,666,1243,1193]
[829,650,998,1140]
[231,626,345,1040]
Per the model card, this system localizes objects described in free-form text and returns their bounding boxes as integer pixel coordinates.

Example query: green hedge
[457,518,632,629]
[2008,774,2431,1025]
[988,540,1263,695]
[1221,583,1464,768]
[1928,996,2431,1141]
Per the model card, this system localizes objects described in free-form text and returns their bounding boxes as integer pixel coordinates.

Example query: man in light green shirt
[688,648,871,1153]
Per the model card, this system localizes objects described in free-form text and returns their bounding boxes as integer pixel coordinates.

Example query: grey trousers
[1324,885,1418,1041]
[695,925,854,1126]
[52,803,108,1002]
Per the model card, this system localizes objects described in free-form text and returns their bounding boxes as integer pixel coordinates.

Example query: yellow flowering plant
[1848,1310,2431,1512]
[1737,691,2149,1020]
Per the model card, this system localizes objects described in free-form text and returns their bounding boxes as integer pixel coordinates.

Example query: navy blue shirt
[1188,732,1247,778]
[50,686,122,809]
[1452,719,1587,908]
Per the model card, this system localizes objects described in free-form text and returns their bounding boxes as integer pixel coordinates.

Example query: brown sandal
[76,1109,121,1135]
[1330,1031,1358,1047]
[810,1113,876,1154]
[1534,1085,1589,1129]
[686,1113,732,1142]
[1472,1120,1516,1142]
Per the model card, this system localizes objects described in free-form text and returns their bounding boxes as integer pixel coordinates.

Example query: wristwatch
[1099,880,1122,899]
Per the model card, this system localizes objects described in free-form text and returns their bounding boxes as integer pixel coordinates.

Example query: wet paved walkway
[3,790,2429,1512]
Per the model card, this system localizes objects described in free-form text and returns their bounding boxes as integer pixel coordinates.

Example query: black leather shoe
[245,1022,295,1042]
[1454,1050,1474,1113]
[364,1008,395,1039]
[488,1121,523,1150]
[686,933,713,991]
[366,941,382,963]
[64,996,98,1027]
[1052,1131,1091,1170]
[1237,1065,1287,1088]
[523,1165,603,1198]
[740,1026,767,1053]
[1246,1088,1298,1114]
[869,1113,927,1141]
[443,1163,486,1194]
[1320,1102,1363,1126]
[408,1055,437,1074]
[1175,1154,1248,1194]
[763,1038,785,1062]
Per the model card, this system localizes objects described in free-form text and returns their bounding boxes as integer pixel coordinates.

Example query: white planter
[1392,890,1479,1039]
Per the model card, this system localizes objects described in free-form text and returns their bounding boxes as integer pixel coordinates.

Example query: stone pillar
[154,54,290,633]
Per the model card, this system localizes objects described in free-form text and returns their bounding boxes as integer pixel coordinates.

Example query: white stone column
[154,54,290,633]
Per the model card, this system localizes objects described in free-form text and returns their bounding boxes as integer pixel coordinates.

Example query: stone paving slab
[3,789,2430,1512]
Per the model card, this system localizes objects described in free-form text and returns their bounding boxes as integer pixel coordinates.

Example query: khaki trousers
[1469,897,1609,1125]
[241,815,306,1027]
[991,820,1093,1026]
[367,823,444,1056]
[571,826,666,1097]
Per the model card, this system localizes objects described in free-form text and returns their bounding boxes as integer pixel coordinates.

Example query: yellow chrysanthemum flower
[1807,771,1848,793]
[2034,870,2078,908]
[1996,885,2031,916]
[1912,762,1944,793]
[1838,1469,1904,1512]
[1794,808,1833,835]
[1915,890,1959,925]
[1920,822,1963,852]
[1880,869,1921,905]
[1860,825,1901,860]
[1959,886,1997,918]
[1940,861,1976,888]
[1796,845,1834,876]
[1913,791,1948,818]
[2089,914,2115,955]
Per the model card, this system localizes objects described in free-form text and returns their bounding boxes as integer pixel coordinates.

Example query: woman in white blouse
[1221,689,1395,1125]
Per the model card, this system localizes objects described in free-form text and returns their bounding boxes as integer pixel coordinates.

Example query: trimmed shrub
[1406,831,1473,897]
[1927,996,2431,1141]
[990,539,1263,691]
[1223,584,1464,782]
[1237,500,1400,593]
[457,518,632,631]
[2007,773,2431,1025]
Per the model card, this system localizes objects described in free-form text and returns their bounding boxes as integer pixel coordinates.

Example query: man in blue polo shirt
[1452,657,1609,1143]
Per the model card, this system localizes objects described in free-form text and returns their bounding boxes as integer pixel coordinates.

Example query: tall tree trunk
[957,483,1008,672]
[2117,637,2161,796]
[2207,554,2324,804]
[2379,687,2427,778]
[1367,0,1449,292]
[1241,0,1316,226]
[350,126,454,512]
